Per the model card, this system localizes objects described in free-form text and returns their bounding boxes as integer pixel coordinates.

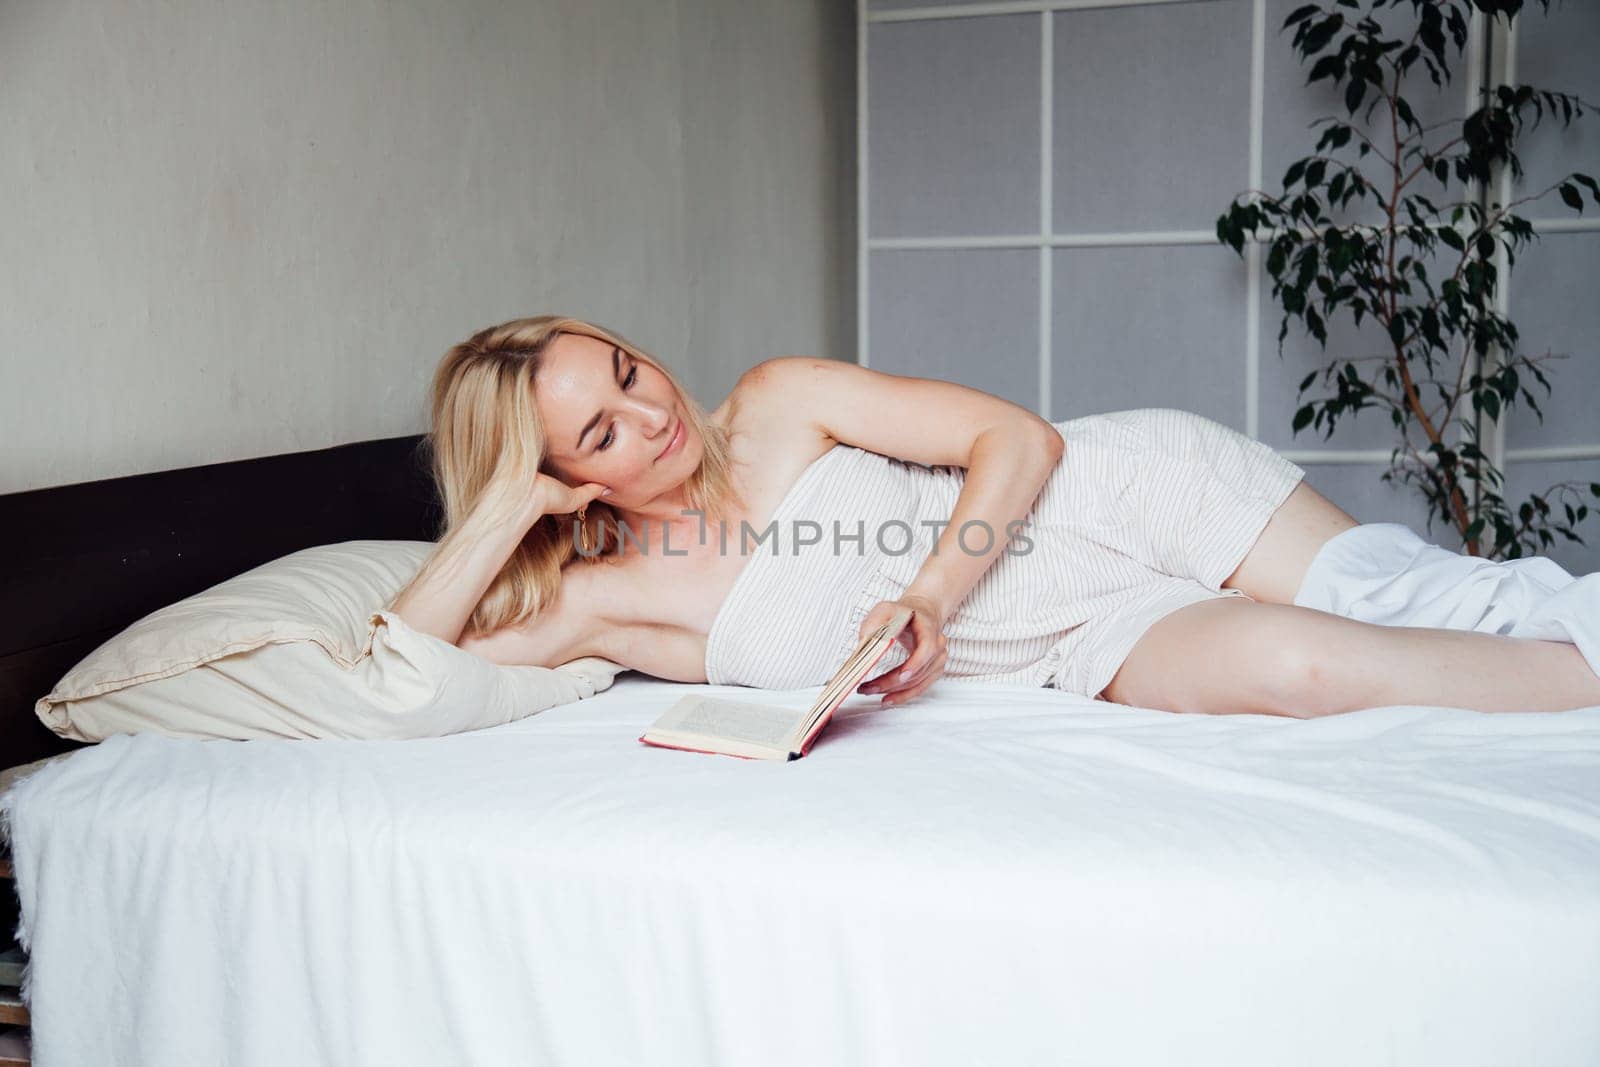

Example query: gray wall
[0,0,855,493]
[863,0,1599,573]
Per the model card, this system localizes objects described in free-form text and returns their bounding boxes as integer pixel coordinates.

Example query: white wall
[0,0,856,493]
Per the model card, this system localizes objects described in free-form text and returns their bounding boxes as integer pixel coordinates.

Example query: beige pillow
[36,540,626,742]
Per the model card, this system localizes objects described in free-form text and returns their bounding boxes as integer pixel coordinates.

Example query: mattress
[4,675,1599,1066]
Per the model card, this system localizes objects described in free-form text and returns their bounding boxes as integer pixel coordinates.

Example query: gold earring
[575,503,593,553]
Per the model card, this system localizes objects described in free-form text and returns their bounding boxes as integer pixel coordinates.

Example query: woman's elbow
[1029,420,1064,463]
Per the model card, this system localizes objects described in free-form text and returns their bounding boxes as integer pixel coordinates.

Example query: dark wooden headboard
[0,436,442,768]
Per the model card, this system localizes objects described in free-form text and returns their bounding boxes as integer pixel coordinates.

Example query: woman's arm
[897,421,1063,622]
[854,420,1062,704]
[390,468,608,647]
[389,495,544,647]
[876,423,1064,703]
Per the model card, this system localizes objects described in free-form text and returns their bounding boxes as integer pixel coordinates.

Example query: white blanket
[1293,521,1600,676]
[5,675,1600,1067]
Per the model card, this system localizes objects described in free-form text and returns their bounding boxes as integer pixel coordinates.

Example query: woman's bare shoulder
[713,359,833,468]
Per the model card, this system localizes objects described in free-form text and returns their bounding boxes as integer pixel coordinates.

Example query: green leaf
[1344,77,1366,114]
[1559,183,1584,213]
[1395,95,1418,132]
[1302,14,1344,55]
[1293,405,1315,433]
[1217,212,1245,254]
[1309,55,1343,85]
[1283,3,1320,29]
[1267,242,1287,276]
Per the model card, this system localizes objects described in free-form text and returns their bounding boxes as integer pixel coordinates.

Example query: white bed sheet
[5,675,1599,1067]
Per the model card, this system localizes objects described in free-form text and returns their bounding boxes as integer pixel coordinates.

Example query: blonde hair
[423,314,743,637]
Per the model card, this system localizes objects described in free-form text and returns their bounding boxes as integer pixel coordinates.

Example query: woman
[392,314,1600,717]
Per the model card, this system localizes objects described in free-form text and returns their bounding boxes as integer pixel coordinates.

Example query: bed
[2,437,1598,1067]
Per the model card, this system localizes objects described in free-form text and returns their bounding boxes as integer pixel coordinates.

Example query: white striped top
[703,409,1306,697]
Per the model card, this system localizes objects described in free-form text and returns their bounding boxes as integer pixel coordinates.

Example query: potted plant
[1217,0,1599,558]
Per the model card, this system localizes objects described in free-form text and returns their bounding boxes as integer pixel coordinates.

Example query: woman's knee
[1253,610,1387,717]
[1103,599,1374,718]
[1255,633,1338,718]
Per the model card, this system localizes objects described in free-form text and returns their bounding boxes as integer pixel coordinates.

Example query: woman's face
[534,332,700,506]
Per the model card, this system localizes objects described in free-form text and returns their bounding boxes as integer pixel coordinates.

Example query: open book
[639,606,915,761]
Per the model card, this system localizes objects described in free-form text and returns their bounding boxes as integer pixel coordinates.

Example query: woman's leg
[1100,597,1600,717]
[1222,481,1359,605]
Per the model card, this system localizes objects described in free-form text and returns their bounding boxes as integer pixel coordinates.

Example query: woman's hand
[531,470,611,517]
[475,458,608,530]
[856,594,948,706]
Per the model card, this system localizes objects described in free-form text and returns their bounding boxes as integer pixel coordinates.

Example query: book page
[804,605,914,724]
[642,606,914,761]
[652,696,803,746]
